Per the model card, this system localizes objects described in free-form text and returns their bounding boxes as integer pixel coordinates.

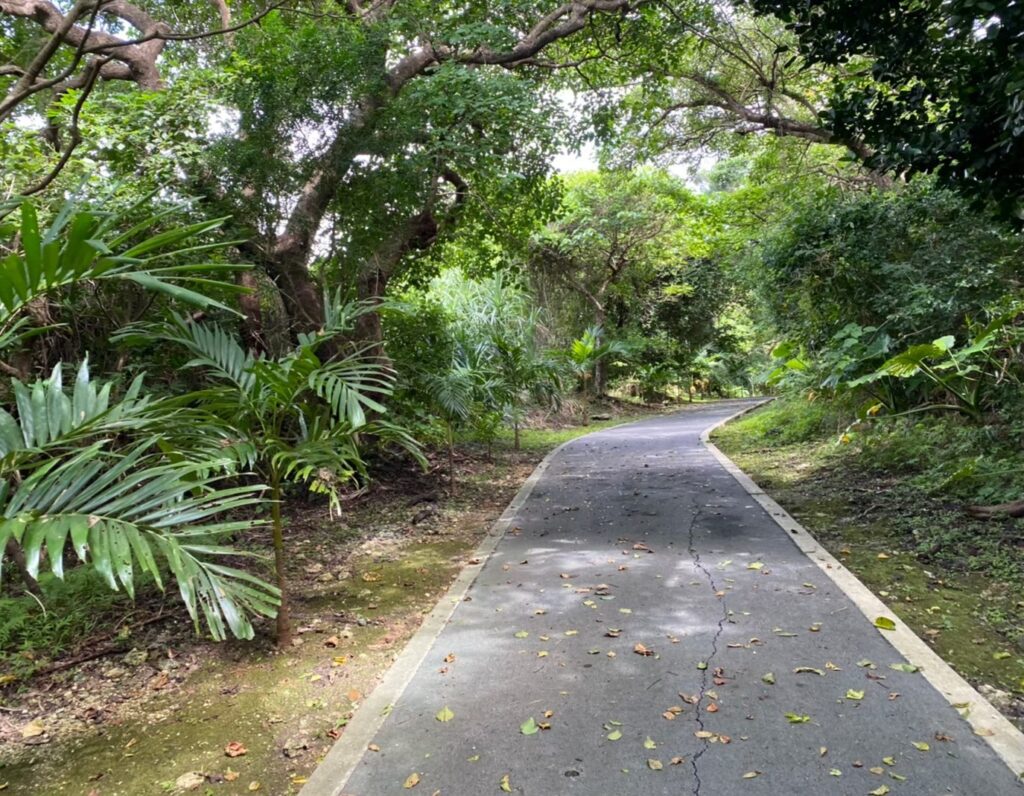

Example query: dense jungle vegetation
[1,0,1023,788]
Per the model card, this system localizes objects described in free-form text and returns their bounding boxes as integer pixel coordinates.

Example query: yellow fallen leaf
[647,759,663,770]
[499,774,512,792]
[403,772,421,789]
[747,562,764,570]
[912,741,930,751]
[248,783,261,792]
[742,771,760,779]
[20,720,45,739]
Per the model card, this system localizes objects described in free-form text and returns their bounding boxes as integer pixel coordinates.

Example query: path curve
[305,402,1024,796]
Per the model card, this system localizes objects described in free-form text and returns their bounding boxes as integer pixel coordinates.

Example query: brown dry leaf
[348,689,362,702]
[742,771,760,779]
[20,720,45,739]
[634,642,655,656]
[694,731,714,739]
[443,653,456,663]
[934,732,953,742]
[618,565,629,571]
[224,741,248,758]
[559,573,574,579]
[633,542,653,552]
[325,636,340,648]
[605,629,621,638]
[706,703,719,713]
[404,772,421,789]
[368,744,381,752]
[670,757,685,765]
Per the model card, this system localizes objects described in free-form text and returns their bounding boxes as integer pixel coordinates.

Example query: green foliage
[750,0,1024,217]
[0,361,277,641]
[745,181,1021,350]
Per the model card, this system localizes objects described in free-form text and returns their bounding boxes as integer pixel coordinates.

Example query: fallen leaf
[889,663,919,673]
[707,703,719,713]
[647,759,663,771]
[520,717,539,736]
[869,787,890,796]
[747,562,764,570]
[794,667,825,676]
[514,631,529,639]
[225,741,248,758]
[499,774,512,792]
[225,769,240,782]
[247,783,261,792]
[368,744,380,752]
[607,729,622,741]
[762,672,776,685]
[912,741,930,752]
[443,653,456,663]
[403,773,421,789]
[20,720,45,739]
[874,617,897,631]
[785,713,810,724]
[829,768,842,777]
[634,643,654,657]
[846,689,865,701]
[742,771,760,779]
[644,736,657,749]
[671,756,685,765]
[436,706,454,723]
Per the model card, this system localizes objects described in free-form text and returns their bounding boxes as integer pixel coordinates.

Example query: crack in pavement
[685,491,730,796]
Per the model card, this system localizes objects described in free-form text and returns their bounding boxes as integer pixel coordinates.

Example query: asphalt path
[336,402,1023,795]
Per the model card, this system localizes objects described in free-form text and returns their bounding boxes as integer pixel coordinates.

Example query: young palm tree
[0,197,278,640]
[142,303,422,645]
[567,326,631,421]
[0,361,278,640]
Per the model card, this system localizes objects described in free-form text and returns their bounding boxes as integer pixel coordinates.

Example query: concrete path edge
[701,400,1024,780]
[300,432,588,796]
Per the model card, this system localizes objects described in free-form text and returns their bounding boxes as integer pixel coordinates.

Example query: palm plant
[489,327,563,450]
[0,361,278,640]
[567,326,630,412]
[0,198,248,359]
[138,302,422,645]
[424,362,480,494]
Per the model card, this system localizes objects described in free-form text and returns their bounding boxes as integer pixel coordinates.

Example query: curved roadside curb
[300,426,607,796]
[701,402,1024,781]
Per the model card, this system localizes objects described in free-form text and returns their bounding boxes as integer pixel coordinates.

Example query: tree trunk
[5,538,43,600]
[966,499,1024,519]
[514,421,521,451]
[236,270,266,355]
[354,266,391,362]
[270,481,290,647]
[447,425,457,496]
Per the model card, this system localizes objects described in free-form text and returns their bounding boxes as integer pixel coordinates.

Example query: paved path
[328,403,1023,795]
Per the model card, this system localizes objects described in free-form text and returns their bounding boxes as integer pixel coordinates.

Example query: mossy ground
[0,405,662,795]
[713,400,1024,726]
